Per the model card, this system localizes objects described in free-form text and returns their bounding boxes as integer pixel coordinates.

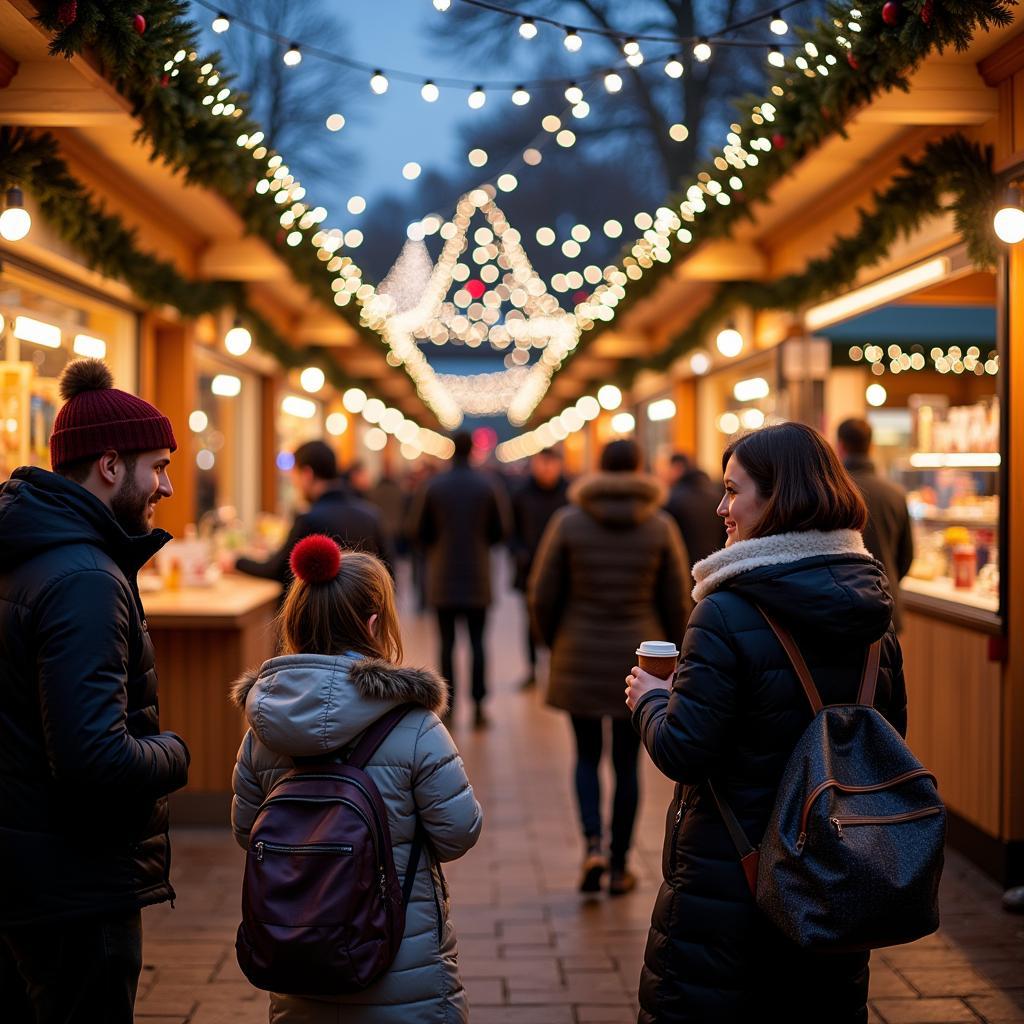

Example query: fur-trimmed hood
[691,529,893,642]
[230,653,448,758]
[569,472,666,529]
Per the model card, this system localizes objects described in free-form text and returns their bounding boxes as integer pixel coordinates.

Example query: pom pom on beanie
[59,358,114,401]
[290,534,342,584]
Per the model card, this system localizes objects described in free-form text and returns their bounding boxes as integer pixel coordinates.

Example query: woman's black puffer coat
[632,531,907,1024]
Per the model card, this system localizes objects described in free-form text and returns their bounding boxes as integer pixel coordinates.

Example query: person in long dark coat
[837,418,915,631]
[626,423,907,1024]
[530,439,689,896]
[662,452,727,571]
[411,433,510,727]
[510,448,569,689]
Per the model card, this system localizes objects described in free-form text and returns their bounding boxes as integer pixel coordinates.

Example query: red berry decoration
[921,0,934,24]
[290,535,342,585]
[160,73,170,88]
[57,0,77,25]
[771,133,786,150]
[133,12,146,34]
[882,1,900,25]
[846,50,860,70]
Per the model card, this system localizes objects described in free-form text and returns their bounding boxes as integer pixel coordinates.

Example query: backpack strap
[344,703,420,770]
[755,605,823,715]
[706,781,759,897]
[402,821,427,910]
[857,641,882,707]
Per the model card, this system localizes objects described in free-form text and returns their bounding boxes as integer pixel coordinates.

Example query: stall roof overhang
[533,14,1020,420]
[0,0,432,421]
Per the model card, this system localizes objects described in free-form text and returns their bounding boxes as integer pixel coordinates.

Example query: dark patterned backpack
[710,607,945,951]
[236,704,422,994]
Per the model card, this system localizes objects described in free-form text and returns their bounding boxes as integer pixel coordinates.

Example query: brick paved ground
[138,565,1024,1024]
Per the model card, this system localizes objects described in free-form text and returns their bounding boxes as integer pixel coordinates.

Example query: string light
[770,11,789,33]
[403,162,422,179]
[565,83,584,104]
[512,85,530,105]
[604,71,623,93]
[0,187,31,242]
[468,86,487,108]
[211,11,229,32]
[224,320,252,356]
[694,38,712,62]
[564,28,583,51]
[433,0,452,9]
[283,43,302,66]
[665,55,684,78]
[325,113,346,131]
[519,17,538,39]
[370,70,389,94]
[421,80,440,102]
[768,47,785,67]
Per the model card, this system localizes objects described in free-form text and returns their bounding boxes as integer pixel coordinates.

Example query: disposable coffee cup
[636,640,679,680]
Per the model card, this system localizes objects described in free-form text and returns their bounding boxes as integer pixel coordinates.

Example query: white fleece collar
[691,529,869,603]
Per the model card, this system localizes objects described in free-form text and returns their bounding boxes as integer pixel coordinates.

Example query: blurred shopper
[412,433,510,727]
[530,439,688,896]
[662,452,727,571]
[234,440,393,586]
[510,448,570,689]
[345,460,372,498]
[837,418,914,630]
[366,472,407,556]
[627,423,907,1022]
[232,536,482,1024]
[0,360,190,1023]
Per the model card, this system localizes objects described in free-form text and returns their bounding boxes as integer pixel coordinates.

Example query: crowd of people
[0,356,935,1024]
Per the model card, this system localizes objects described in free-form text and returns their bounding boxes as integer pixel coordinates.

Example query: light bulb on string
[694,38,712,62]
[993,187,1024,244]
[519,17,537,39]
[511,85,530,105]
[370,70,389,94]
[604,70,623,93]
[564,82,584,105]
[563,28,583,52]
[768,47,785,67]
[432,0,451,9]
[421,80,439,102]
[770,11,789,34]
[283,43,302,66]
[211,11,229,32]
[0,187,31,242]
[664,55,684,78]
[622,38,640,56]
[468,86,486,109]
[224,319,252,357]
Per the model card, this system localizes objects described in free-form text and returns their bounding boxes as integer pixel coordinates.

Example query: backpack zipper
[254,841,354,862]
[830,806,943,840]
[797,768,936,850]
[260,795,380,861]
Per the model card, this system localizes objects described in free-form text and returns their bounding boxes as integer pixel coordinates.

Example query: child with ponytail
[231,535,482,1024]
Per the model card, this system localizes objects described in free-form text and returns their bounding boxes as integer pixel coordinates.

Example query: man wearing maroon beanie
[0,359,190,1023]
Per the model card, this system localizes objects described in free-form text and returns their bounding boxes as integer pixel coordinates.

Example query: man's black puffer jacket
[0,468,190,926]
[632,533,907,1024]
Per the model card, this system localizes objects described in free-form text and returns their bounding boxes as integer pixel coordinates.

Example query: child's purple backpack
[236,704,423,995]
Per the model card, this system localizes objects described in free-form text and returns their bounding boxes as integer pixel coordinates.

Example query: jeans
[0,909,143,1024]
[437,606,487,711]
[570,715,642,870]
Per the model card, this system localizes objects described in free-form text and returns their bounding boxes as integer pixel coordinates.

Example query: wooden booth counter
[142,576,281,824]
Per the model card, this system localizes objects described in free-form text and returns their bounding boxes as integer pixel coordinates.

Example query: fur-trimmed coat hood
[569,471,666,529]
[231,653,448,758]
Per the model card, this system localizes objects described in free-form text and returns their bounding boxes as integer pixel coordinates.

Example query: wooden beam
[0,47,18,88]
[199,239,282,282]
[0,59,127,125]
[979,31,1024,86]
[295,309,358,347]
[682,239,769,281]
[853,64,997,126]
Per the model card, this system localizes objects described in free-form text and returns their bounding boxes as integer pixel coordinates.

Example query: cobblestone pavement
[138,565,1024,1024]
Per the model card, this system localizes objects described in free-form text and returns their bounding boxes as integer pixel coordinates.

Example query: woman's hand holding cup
[625,641,679,711]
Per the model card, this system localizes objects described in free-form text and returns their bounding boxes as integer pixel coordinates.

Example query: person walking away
[662,452,727,571]
[411,432,510,727]
[530,439,688,896]
[626,422,907,1023]
[836,418,914,630]
[231,535,482,1024]
[510,448,569,689]
[233,440,394,586]
[0,359,191,1023]
[366,471,408,557]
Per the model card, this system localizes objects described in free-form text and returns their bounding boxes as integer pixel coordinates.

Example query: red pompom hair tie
[290,534,342,584]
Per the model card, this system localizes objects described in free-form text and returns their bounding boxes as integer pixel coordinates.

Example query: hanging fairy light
[433,0,451,9]
[224,320,252,357]
[211,11,229,32]
[370,70,389,94]
[468,86,487,109]
[519,17,538,39]
[563,28,583,52]
[604,70,623,93]
[282,43,302,66]
[0,187,31,242]
[694,38,712,62]
[770,11,789,34]
[421,80,440,102]
[564,82,584,105]
[664,55,684,78]
[768,47,785,67]
[511,85,530,105]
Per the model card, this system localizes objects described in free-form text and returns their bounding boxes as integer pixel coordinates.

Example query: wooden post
[672,378,698,458]
[260,376,278,514]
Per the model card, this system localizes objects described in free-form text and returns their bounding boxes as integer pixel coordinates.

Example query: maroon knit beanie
[50,359,177,471]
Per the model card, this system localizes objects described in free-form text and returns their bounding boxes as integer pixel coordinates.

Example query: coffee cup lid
[636,640,679,658]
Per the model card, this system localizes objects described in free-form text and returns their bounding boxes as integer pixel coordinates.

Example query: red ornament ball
[882,1,900,25]
[466,278,486,300]
[771,133,786,150]
[921,0,934,24]
[133,13,146,34]
[160,73,170,88]
[846,50,860,70]
[57,0,77,26]
[290,535,342,585]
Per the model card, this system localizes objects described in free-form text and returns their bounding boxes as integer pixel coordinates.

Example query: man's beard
[111,472,155,536]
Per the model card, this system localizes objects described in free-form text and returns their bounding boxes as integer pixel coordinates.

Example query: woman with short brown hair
[626,423,907,1023]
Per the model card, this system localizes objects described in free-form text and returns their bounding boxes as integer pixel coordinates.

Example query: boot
[579,838,607,893]
[608,866,637,896]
